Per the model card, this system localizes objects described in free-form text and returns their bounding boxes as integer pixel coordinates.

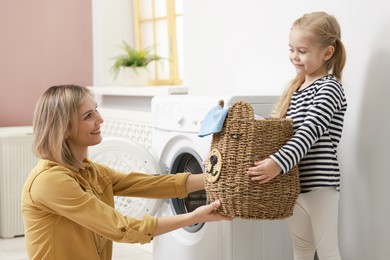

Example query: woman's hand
[247,158,282,184]
[192,200,233,223]
[153,200,232,236]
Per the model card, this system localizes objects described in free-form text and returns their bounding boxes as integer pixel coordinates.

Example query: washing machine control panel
[152,99,214,133]
[151,95,279,133]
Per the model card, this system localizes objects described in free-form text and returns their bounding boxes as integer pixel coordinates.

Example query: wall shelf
[88,86,188,97]
[88,85,188,113]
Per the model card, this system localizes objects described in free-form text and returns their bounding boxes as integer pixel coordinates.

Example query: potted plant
[111,41,162,86]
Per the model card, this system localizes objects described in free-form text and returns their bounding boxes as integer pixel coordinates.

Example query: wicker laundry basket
[204,101,300,220]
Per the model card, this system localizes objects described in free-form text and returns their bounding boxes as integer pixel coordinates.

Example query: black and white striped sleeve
[270,81,346,174]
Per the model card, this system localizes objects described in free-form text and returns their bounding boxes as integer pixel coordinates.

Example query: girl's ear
[323,45,335,61]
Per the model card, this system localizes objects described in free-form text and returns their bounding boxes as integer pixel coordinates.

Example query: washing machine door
[89,137,161,218]
[168,149,207,233]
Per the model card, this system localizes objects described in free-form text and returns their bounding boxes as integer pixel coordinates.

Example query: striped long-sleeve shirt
[270,75,347,193]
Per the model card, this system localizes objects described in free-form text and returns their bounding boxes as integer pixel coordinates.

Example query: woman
[22,84,231,260]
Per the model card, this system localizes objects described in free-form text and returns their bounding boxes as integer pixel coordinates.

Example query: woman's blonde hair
[272,12,346,118]
[32,85,93,170]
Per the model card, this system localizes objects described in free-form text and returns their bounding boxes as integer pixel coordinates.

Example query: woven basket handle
[223,101,256,165]
[225,101,255,137]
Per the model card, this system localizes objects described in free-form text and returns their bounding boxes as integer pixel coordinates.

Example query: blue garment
[198,102,229,137]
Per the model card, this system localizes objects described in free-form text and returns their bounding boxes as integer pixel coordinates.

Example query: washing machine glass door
[89,137,161,218]
[170,151,207,233]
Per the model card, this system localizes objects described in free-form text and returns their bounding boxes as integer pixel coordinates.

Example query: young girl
[247,12,347,260]
[22,85,231,260]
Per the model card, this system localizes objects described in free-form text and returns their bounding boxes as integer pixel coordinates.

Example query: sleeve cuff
[270,155,288,175]
[174,173,191,199]
[123,214,157,244]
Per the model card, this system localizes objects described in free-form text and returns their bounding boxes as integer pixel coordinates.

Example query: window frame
[133,0,182,85]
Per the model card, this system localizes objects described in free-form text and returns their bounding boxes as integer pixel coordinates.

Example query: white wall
[184,1,390,259]
[92,0,134,85]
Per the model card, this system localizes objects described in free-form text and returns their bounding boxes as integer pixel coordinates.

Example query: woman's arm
[185,173,205,193]
[153,200,232,236]
[113,170,206,197]
[27,167,229,244]
[154,173,231,236]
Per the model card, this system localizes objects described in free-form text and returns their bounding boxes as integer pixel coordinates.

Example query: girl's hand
[247,158,282,184]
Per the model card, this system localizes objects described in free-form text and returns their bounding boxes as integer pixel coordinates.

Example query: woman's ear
[323,45,335,61]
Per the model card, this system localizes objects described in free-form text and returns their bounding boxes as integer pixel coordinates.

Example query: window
[133,0,183,85]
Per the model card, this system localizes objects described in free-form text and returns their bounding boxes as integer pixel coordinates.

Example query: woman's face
[66,94,104,158]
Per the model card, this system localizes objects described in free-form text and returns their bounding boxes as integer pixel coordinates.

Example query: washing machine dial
[177,115,185,126]
[192,118,199,126]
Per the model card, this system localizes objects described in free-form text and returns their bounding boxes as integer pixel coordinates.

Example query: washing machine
[151,95,294,260]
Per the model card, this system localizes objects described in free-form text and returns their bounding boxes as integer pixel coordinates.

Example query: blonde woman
[22,85,231,260]
[247,12,347,260]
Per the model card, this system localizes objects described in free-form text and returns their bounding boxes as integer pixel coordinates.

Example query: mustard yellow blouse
[21,159,190,260]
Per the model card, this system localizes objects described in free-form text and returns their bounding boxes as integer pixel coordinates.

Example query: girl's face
[66,94,104,159]
[288,28,331,80]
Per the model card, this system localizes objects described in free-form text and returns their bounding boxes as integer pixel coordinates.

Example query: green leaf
[110,40,164,80]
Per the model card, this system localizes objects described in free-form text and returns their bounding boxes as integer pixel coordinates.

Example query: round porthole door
[89,137,162,218]
[169,150,207,233]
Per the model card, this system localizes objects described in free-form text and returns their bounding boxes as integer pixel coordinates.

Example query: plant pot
[114,67,149,86]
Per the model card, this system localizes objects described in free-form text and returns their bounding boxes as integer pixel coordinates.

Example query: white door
[89,137,162,218]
